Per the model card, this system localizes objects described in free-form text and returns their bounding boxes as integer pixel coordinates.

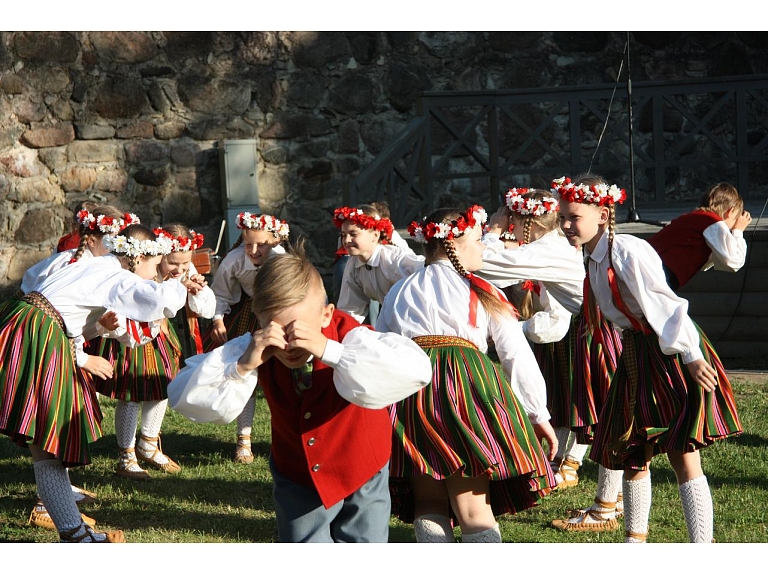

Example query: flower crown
[77,210,141,235]
[235,212,290,240]
[550,177,626,206]
[407,205,487,244]
[153,228,205,252]
[333,206,395,241]
[505,188,559,216]
[104,234,173,258]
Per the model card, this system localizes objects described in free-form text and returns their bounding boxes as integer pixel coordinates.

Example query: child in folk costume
[56,200,98,253]
[20,205,137,531]
[478,189,594,491]
[377,205,557,543]
[169,240,433,542]
[647,182,751,290]
[0,224,187,542]
[334,204,424,325]
[204,212,289,464]
[22,205,137,293]
[557,175,743,543]
[480,184,626,532]
[93,224,214,480]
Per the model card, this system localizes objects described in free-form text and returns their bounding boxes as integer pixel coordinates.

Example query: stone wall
[1,31,767,295]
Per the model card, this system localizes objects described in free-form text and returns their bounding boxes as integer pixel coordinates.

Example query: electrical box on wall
[219,139,259,250]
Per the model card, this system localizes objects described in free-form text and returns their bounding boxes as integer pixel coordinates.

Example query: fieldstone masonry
[1,31,766,297]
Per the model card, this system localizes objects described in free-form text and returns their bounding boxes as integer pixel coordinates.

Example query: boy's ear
[321,303,334,328]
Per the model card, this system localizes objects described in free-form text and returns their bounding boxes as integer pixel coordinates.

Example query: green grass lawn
[2,376,767,544]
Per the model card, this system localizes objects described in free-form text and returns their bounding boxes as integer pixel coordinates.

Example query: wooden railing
[346,74,768,227]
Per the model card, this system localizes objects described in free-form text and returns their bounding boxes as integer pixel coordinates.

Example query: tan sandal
[553,457,580,490]
[136,435,181,474]
[234,435,254,465]
[29,505,96,531]
[625,530,648,543]
[552,498,620,532]
[59,522,125,543]
[116,448,152,481]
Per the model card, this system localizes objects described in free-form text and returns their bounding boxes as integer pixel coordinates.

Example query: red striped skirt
[202,294,256,352]
[91,322,182,402]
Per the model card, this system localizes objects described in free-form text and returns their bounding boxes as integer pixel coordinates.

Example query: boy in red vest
[648,182,751,290]
[170,240,432,542]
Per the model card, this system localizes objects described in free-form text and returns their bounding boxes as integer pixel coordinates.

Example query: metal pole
[625,32,641,223]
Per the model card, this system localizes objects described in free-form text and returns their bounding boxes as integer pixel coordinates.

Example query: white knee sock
[115,400,140,449]
[236,396,256,439]
[563,437,589,466]
[623,474,652,542]
[679,475,713,543]
[553,427,572,465]
[34,459,82,533]
[461,523,501,543]
[595,466,624,504]
[140,399,168,438]
[413,514,455,543]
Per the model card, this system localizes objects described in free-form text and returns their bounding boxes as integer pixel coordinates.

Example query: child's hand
[686,359,718,392]
[238,322,285,372]
[284,319,329,359]
[532,421,558,461]
[183,274,208,294]
[487,207,511,236]
[98,311,120,332]
[82,355,114,380]
[211,318,228,345]
[734,210,752,231]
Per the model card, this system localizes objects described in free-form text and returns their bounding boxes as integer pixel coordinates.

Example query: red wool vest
[258,309,392,509]
[647,210,722,288]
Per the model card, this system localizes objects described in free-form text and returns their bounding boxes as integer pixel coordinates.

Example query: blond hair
[510,190,560,319]
[251,237,325,322]
[697,182,743,217]
[573,173,615,331]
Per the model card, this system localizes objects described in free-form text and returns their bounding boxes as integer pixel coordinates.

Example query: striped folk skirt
[0,294,103,467]
[534,336,572,429]
[589,325,743,471]
[389,336,556,524]
[202,294,256,352]
[91,322,182,402]
[568,310,622,444]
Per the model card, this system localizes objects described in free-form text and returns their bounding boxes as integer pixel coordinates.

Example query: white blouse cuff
[320,339,343,367]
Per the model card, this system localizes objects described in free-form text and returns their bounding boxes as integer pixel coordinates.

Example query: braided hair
[70,204,125,263]
[422,208,511,321]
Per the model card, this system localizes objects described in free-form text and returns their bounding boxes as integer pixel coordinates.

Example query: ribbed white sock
[624,474,652,542]
[595,465,624,504]
[139,400,170,464]
[115,400,140,449]
[679,475,713,543]
[34,459,82,533]
[461,523,501,543]
[236,396,256,440]
[413,514,455,543]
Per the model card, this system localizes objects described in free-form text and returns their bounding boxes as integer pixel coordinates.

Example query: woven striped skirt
[589,325,743,471]
[91,322,182,402]
[389,335,556,524]
[567,310,622,444]
[0,293,103,466]
[534,335,572,429]
[202,294,256,352]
